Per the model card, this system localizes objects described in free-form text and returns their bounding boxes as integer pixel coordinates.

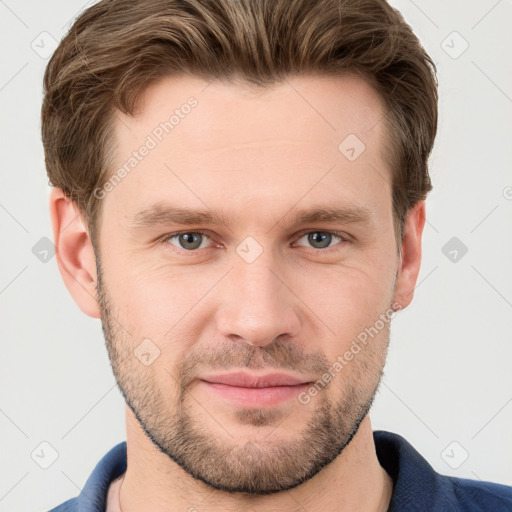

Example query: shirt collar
[374,430,447,511]
[75,430,446,511]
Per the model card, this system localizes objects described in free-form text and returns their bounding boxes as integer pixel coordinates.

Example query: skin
[50,73,426,512]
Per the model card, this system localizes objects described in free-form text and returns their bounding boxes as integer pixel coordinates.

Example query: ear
[49,188,100,318]
[392,200,426,310]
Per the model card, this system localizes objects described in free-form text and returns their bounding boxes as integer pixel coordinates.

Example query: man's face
[96,74,400,493]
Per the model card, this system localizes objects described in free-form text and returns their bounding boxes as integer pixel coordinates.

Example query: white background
[1,1,511,511]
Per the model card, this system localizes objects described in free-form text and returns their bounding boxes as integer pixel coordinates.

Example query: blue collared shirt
[48,430,512,511]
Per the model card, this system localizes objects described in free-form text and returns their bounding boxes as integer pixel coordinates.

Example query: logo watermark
[93,97,198,199]
[297,302,402,405]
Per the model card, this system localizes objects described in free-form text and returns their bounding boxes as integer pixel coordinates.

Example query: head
[44,0,437,495]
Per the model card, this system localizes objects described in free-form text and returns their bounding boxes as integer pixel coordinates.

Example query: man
[42,0,511,511]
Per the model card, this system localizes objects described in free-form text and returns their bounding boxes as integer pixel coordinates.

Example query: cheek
[297,263,395,361]
[104,258,216,349]
[307,260,394,313]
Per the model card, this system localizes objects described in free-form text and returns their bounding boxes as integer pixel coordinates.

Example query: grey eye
[295,231,343,250]
[168,232,209,250]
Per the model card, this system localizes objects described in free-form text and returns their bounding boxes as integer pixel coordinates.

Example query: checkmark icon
[31,441,59,469]
[440,31,469,59]
[442,237,468,263]
[338,134,365,161]
[134,338,161,366]
[441,441,469,469]
[31,31,58,59]
[236,236,263,263]
[32,236,55,263]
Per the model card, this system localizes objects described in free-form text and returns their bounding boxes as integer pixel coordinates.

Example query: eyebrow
[131,202,373,230]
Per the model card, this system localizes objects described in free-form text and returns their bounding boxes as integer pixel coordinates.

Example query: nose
[215,255,301,348]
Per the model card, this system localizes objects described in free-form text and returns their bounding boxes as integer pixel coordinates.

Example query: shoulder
[448,476,512,510]
[45,441,126,512]
[373,430,512,511]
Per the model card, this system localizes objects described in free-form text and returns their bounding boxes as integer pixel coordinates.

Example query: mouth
[198,371,313,408]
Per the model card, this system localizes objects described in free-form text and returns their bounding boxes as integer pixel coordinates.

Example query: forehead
[105,73,391,230]
[125,73,386,152]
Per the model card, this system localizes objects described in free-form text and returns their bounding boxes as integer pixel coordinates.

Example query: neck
[116,407,393,512]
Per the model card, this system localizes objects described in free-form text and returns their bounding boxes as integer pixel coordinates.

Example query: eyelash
[160,229,351,254]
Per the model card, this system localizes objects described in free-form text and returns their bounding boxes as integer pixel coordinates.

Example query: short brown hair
[41,0,437,247]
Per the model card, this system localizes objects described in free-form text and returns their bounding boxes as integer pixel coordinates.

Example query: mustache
[177,339,331,392]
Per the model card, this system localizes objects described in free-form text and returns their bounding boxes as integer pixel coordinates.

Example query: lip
[200,371,309,388]
[198,372,312,408]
